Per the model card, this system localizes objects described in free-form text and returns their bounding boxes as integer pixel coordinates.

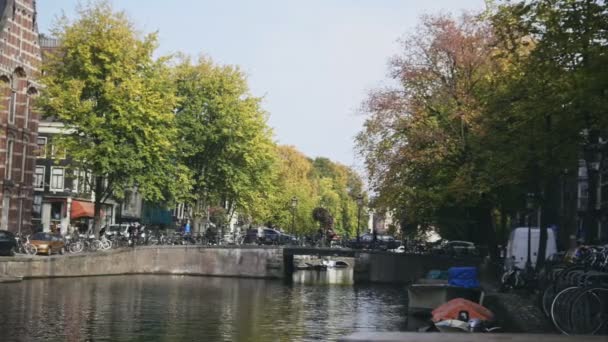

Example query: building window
[51,143,66,160]
[32,195,42,216]
[50,167,64,191]
[8,90,16,124]
[34,166,44,190]
[72,170,79,193]
[21,138,28,182]
[78,170,92,194]
[36,137,47,158]
[24,94,30,129]
[5,139,14,180]
[51,202,62,221]
[25,88,37,129]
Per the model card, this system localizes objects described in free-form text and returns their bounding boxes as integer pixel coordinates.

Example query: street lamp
[583,135,605,243]
[356,194,363,244]
[525,192,535,271]
[290,196,298,237]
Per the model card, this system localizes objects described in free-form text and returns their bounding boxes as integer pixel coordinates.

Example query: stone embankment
[0,246,285,280]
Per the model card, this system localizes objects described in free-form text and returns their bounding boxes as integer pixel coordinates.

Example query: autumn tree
[39,1,189,233]
[357,13,508,246]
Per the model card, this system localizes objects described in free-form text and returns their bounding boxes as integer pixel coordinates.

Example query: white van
[506,227,558,269]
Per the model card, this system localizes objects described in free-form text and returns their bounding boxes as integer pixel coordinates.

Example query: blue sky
[38,0,485,168]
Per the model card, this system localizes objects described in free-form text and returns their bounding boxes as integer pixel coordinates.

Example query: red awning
[71,200,95,219]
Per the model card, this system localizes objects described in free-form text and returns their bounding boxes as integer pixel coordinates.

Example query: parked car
[444,240,478,256]
[348,234,400,250]
[30,232,65,256]
[0,230,17,256]
[259,228,278,244]
[279,233,297,245]
[378,235,401,250]
[242,229,260,244]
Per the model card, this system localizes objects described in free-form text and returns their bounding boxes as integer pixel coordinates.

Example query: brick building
[0,0,42,233]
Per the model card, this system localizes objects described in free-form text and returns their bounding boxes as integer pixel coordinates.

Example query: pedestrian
[127,224,136,247]
[185,220,191,235]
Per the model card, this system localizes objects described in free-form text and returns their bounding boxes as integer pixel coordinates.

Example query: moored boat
[407,283,483,316]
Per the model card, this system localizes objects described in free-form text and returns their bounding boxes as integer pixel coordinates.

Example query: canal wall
[0,246,482,284]
[0,246,285,280]
[354,252,483,284]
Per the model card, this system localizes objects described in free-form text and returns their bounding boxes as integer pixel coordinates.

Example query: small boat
[407,284,483,316]
[295,264,313,270]
[434,319,470,333]
[332,260,349,268]
[322,260,349,269]
[432,298,497,333]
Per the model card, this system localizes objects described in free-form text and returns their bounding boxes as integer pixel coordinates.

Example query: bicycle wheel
[25,244,37,255]
[101,240,112,250]
[91,240,102,251]
[68,243,78,253]
[542,284,558,318]
[551,286,581,335]
[569,287,608,335]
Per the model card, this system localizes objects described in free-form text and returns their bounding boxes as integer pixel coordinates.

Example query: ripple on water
[0,275,408,342]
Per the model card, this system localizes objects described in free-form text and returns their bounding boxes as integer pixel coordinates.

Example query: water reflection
[292,268,354,285]
[0,276,408,341]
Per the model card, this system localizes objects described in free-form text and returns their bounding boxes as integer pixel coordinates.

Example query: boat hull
[407,284,482,316]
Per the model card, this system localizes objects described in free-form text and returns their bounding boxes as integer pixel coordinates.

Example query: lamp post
[525,192,535,271]
[290,196,298,237]
[356,194,363,244]
[63,188,72,236]
[583,133,605,243]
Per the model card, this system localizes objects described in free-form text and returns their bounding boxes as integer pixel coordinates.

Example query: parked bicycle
[14,233,37,255]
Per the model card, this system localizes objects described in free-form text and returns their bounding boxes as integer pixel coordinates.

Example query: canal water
[0,272,409,341]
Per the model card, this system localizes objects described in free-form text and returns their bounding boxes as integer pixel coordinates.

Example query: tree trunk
[483,206,498,260]
[93,176,104,235]
[585,130,601,244]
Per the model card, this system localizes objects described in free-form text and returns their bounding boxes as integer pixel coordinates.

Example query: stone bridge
[0,246,483,284]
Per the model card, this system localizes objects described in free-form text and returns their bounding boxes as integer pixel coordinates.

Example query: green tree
[262,146,367,238]
[489,0,608,266]
[263,145,317,235]
[39,1,188,233]
[173,56,277,230]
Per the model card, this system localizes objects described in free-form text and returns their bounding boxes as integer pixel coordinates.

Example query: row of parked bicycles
[537,245,608,335]
[10,227,271,256]
[499,244,608,335]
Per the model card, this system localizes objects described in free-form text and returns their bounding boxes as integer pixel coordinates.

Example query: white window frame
[72,169,79,194]
[36,137,47,158]
[32,195,42,215]
[79,170,92,193]
[50,167,65,191]
[34,165,45,190]
[5,138,14,180]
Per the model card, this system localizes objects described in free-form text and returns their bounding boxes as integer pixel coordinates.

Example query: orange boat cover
[431,298,494,323]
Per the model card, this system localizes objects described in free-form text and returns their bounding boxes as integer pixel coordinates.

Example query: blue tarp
[448,267,480,289]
